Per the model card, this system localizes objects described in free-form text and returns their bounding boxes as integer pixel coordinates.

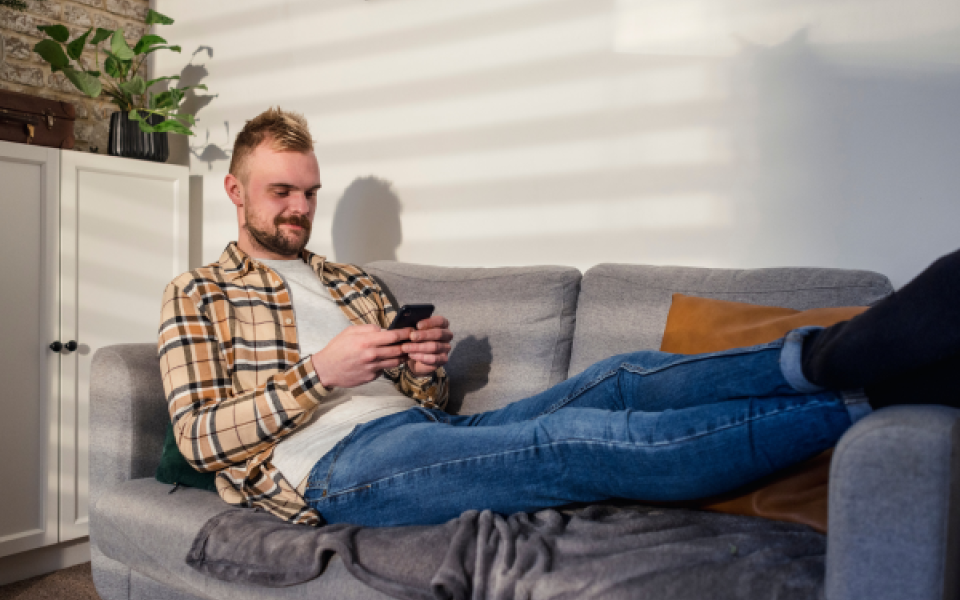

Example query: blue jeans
[303,330,863,527]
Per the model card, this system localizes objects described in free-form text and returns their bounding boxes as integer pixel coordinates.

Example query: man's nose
[286,191,311,214]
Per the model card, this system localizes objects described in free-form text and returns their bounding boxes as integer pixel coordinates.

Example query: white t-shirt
[259,258,416,489]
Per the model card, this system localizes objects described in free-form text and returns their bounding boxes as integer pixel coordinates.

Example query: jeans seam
[621,342,784,377]
[322,397,843,499]
[538,368,620,416]
[538,342,784,418]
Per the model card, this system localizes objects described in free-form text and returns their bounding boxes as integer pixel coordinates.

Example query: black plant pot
[108,112,169,162]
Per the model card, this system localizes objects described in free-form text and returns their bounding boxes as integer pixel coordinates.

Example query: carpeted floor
[0,562,100,600]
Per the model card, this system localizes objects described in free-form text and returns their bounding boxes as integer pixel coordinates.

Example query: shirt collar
[218,242,327,281]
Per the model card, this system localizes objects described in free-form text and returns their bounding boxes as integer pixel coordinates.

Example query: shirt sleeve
[157,279,331,473]
[385,363,449,410]
[360,272,450,411]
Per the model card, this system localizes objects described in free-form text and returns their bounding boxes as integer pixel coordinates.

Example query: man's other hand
[400,315,453,377]
[311,324,411,389]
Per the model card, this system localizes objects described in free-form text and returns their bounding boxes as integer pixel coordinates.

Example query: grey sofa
[89,261,960,600]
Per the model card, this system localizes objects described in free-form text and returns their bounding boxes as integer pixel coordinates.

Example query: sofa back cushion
[364,261,581,414]
[569,264,894,376]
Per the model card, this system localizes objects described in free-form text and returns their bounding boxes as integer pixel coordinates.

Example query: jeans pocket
[303,426,360,500]
[306,408,438,503]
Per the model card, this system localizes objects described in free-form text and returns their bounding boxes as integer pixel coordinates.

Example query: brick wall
[0,0,150,152]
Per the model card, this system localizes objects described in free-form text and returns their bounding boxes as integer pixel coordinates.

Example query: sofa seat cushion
[570,264,893,376]
[91,478,395,600]
[365,262,581,414]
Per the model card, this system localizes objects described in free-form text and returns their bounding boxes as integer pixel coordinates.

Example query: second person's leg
[802,247,960,392]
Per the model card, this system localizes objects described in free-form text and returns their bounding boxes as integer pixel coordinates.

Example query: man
[159,107,960,528]
[159,108,452,525]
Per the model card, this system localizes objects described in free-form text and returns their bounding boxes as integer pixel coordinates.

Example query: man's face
[235,143,321,258]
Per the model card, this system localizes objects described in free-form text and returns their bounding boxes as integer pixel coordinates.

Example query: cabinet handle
[49,341,63,352]
[65,340,78,352]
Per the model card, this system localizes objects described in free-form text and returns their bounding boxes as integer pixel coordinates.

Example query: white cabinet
[0,141,189,557]
[0,143,61,559]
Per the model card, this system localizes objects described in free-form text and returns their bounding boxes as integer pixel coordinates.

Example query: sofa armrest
[826,405,960,600]
[89,343,169,512]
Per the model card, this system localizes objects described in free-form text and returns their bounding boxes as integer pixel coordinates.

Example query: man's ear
[224,173,244,208]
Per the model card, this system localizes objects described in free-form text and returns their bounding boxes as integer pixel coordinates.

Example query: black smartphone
[387,304,435,344]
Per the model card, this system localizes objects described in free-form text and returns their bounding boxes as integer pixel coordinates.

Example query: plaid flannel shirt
[157,242,448,525]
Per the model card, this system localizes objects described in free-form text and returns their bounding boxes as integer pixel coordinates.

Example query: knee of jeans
[608,350,674,372]
[579,353,638,379]
[608,350,662,364]
[574,351,666,387]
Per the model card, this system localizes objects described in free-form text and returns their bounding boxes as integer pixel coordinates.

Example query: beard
[244,205,313,257]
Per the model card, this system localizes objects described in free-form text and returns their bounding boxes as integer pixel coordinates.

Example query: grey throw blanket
[187,504,826,600]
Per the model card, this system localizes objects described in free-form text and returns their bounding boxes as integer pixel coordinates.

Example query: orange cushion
[659,293,868,533]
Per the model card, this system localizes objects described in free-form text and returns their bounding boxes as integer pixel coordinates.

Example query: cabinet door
[0,142,61,558]
[59,152,189,541]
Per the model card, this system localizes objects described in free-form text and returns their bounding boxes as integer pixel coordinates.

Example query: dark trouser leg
[801,247,960,392]
[864,351,960,409]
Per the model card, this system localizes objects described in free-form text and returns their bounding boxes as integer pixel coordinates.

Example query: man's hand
[310,324,411,389]
[400,315,453,377]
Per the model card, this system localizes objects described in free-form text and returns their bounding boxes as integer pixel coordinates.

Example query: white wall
[154,0,960,287]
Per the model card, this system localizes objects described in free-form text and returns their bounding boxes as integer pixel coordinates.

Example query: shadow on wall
[189,175,204,269]
[332,176,403,265]
[728,30,960,284]
[444,335,493,415]
[168,46,224,169]
[191,123,232,171]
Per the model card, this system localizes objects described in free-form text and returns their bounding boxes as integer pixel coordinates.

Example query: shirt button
[285,318,292,325]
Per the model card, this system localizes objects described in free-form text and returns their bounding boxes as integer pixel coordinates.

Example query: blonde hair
[229,107,314,182]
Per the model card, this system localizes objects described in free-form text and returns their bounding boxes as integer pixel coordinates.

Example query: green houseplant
[32,8,208,160]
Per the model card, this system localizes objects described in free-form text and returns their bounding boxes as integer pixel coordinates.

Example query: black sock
[801,247,960,391]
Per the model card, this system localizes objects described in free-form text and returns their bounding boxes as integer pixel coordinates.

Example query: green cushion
[155,422,218,492]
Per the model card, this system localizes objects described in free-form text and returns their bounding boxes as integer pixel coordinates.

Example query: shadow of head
[191,122,231,171]
[445,335,493,414]
[332,176,403,265]
[194,140,230,167]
